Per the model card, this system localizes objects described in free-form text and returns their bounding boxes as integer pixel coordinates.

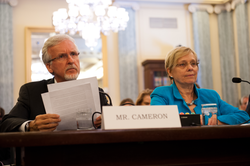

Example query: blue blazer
[151,82,250,125]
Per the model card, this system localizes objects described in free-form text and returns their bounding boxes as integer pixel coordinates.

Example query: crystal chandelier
[52,0,129,48]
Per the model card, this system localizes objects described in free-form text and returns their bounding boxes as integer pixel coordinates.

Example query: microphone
[232,77,250,84]
[232,77,250,118]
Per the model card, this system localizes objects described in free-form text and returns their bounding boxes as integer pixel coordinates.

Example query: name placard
[102,105,181,130]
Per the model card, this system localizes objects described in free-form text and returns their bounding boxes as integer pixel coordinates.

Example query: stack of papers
[41,77,100,131]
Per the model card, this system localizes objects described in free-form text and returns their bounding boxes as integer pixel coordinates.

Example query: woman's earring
[170,76,173,79]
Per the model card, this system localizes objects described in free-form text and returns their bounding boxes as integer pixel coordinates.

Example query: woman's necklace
[186,100,194,106]
[180,87,195,106]
[185,92,195,106]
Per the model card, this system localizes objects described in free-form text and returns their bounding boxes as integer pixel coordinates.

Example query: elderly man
[0,34,108,132]
[240,96,249,111]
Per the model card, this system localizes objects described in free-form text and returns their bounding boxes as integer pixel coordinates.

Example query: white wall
[135,2,192,93]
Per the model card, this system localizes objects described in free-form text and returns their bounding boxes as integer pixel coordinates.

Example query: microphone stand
[99,91,113,107]
[241,80,250,84]
[92,91,113,129]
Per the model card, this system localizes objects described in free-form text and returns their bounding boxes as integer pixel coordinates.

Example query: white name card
[102,105,181,130]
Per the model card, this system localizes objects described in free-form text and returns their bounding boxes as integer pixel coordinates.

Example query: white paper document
[42,79,98,131]
[47,77,101,113]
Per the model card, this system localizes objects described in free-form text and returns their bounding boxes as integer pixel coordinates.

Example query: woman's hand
[200,114,227,125]
[207,114,217,125]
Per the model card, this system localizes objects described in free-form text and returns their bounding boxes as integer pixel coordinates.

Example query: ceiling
[115,0,231,4]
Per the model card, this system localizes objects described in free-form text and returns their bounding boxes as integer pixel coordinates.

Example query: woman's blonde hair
[165,46,198,80]
[135,89,153,105]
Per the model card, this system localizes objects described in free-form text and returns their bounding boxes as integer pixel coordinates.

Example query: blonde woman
[151,46,249,125]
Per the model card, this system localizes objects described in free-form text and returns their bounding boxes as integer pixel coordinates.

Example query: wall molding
[113,2,140,11]
[189,0,248,14]
[213,0,248,14]
[214,3,231,14]
[115,0,231,5]
[231,0,247,10]
[188,4,214,14]
[0,0,18,6]
[8,0,18,6]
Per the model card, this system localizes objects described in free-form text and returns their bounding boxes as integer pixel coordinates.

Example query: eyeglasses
[176,62,199,69]
[243,102,248,105]
[48,52,80,63]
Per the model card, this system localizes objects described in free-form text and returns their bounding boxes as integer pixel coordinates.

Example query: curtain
[218,11,238,107]
[0,2,13,114]
[235,3,250,97]
[192,11,213,89]
[118,7,138,102]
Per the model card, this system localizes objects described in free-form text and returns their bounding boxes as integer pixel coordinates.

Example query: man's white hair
[42,34,78,64]
[240,95,249,105]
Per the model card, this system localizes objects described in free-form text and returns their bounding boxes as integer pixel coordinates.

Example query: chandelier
[52,0,129,49]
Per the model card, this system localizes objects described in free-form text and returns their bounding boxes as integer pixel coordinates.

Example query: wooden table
[1,125,250,166]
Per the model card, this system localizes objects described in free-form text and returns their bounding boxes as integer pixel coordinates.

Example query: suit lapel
[47,78,55,84]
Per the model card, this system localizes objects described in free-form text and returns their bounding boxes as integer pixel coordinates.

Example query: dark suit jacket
[0,78,109,132]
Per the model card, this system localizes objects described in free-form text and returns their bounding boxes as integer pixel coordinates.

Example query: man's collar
[47,78,55,84]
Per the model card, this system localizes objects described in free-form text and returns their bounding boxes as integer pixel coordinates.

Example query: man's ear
[46,63,54,74]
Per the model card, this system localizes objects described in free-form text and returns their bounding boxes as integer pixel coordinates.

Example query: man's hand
[94,115,102,128]
[29,114,61,132]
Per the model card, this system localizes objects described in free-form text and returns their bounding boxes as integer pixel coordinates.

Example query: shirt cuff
[19,120,31,132]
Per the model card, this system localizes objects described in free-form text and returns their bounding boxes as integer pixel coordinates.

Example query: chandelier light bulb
[94,5,106,17]
[80,5,91,16]
[52,0,129,48]
[117,8,126,19]
[107,6,117,17]
[68,4,78,17]
[58,8,68,20]
[102,0,112,6]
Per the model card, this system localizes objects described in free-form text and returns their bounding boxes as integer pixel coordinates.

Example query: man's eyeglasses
[243,102,249,105]
[176,62,199,69]
[48,52,80,63]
